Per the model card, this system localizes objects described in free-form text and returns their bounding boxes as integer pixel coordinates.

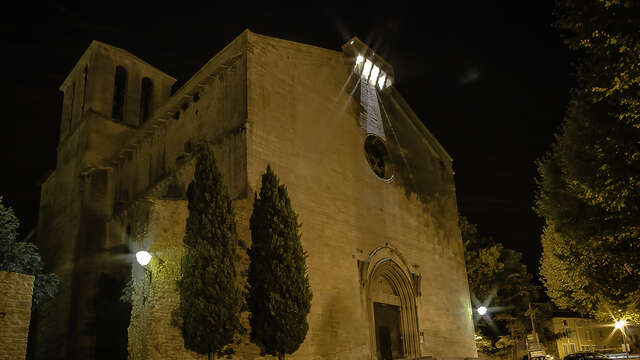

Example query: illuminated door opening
[374,302,403,360]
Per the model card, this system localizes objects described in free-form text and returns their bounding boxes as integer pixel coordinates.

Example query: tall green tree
[536,0,640,322]
[555,0,640,126]
[0,196,58,308]
[460,215,562,355]
[176,145,244,359]
[247,166,312,360]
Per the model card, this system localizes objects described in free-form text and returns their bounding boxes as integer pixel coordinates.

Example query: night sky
[1,2,570,277]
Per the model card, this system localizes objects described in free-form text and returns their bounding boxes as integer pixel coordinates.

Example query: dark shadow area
[93,271,132,359]
[374,302,403,360]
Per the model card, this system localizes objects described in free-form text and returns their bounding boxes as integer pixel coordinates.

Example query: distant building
[549,317,639,357]
[32,30,477,359]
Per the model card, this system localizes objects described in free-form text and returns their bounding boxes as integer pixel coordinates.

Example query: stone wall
[245,32,476,359]
[127,199,201,360]
[0,271,35,360]
[33,32,245,359]
[126,31,475,360]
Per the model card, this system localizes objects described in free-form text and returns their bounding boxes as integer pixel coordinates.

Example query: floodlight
[477,306,488,315]
[377,73,387,89]
[370,65,380,85]
[362,59,373,80]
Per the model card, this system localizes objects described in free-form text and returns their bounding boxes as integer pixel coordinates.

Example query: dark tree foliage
[555,0,640,126]
[536,0,640,321]
[176,145,244,358]
[460,215,563,356]
[0,196,58,308]
[247,166,312,360]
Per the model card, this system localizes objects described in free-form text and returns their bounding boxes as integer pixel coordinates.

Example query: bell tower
[34,41,175,360]
[57,40,176,165]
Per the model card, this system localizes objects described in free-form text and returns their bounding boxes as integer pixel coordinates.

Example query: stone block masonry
[35,29,477,360]
[0,271,35,360]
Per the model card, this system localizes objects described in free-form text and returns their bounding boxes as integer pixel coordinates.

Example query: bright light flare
[614,319,627,329]
[362,59,373,80]
[136,250,152,266]
[369,65,380,85]
[354,55,392,89]
[377,73,387,89]
[477,306,488,315]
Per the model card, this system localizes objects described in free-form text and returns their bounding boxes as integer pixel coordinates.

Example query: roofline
[59,40,176,91]
[38,169,56,186]
[388,87,453,163]
[342,36,395,81]
[104,29,248,167]
[248,30,343,57]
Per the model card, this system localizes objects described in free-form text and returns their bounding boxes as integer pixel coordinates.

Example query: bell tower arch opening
[365,252,420,360]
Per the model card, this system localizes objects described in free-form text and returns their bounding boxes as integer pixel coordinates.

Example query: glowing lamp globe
[136,251,152,266]
[614,319,627,329]
[477,306,488,316]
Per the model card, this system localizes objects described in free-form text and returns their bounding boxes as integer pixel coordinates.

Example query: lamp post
[135,250,155,303]
[614,319,628,358]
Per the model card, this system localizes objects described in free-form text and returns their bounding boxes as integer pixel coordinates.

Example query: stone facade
[0,271,35,360]
[33,30,477,360]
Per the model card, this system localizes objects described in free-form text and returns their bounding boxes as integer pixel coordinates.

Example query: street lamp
[136,250,152,266]
[614,319,627,330]
[614,319,629,356]
[477,306,488,316]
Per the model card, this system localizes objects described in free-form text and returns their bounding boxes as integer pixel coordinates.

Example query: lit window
[385,77,392,88]
[369,64,380,85]
[362,59,373,80]
[563,344,568,355]
[570,344,575,353]
[356,55,364,65]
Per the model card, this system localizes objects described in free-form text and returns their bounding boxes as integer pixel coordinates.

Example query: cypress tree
[177,144,244,359]
[247,165,312,360]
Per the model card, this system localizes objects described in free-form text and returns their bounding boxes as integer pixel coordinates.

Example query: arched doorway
[363,247,420,360]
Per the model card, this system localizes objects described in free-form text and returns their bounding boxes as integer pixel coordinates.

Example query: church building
[33,30,476,360]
